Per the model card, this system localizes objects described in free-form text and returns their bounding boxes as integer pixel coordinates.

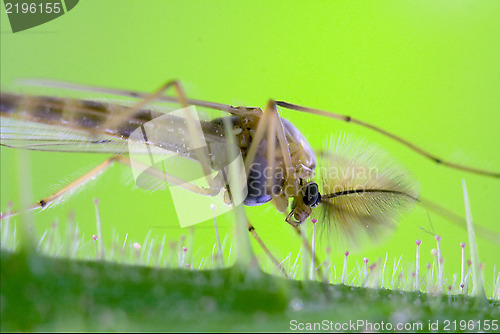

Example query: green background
[1,1,499,292]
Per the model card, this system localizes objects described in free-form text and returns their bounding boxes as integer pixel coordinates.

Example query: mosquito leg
[168,82,216,188]
[0,154,224,219]
[276,101,499,179]
[20,78,263,116]
[0,155,120,221]
[266,100,296,193]
[417,196,500,245]
[242,100,293,180]
[266,107,277,187]
[103,80,187,132]
[247,221,288,278]
[113,155,223,197]
[242,105,273,177]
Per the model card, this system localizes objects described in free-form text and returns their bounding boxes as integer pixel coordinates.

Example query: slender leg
[247,221,288,278]
[1,155,119,220]
[242,100,294,184]
[244,100,294,181]
[417,196,500,245]
[266,100,295,192]
[276,101,499,179]
[265,110,289,212]
[20,78,263,116]
[242,106,273,178]
[266,108,277,182]
[114,155,224,196]
[103,80,187,133]
[0,153,229,221]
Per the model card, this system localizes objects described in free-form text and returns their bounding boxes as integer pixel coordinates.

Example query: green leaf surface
[1,250,498,332]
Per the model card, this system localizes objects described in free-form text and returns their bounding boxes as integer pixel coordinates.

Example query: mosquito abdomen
[0,93,21,115]
[0,93,160,139]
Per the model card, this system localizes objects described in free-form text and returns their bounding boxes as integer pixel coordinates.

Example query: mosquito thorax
[210,114,318,218]
[210,115,259,151]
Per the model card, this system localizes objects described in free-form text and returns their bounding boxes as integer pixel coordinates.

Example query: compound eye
[303,182,321,207]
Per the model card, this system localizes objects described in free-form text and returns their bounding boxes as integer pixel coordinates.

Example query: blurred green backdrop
[1,1,499,291]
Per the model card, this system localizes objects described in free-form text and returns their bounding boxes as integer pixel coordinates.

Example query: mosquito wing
[0,92,227,158]
[1,116,131,153]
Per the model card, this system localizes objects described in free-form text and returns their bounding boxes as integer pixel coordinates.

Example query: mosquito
[1,79,499,270]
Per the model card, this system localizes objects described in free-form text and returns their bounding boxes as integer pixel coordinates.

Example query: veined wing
[1,117,129,153]
[0,92,227,158]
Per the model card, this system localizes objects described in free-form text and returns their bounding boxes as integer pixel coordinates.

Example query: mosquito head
[285,182,321,226]
[302,182,321,207]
